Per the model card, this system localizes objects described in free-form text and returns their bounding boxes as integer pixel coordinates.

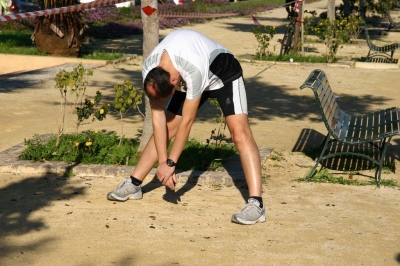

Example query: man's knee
[166,111,181,137]
[229,125,253,144]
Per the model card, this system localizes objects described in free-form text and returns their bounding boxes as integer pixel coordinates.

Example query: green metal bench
[361,25,399,63]
[300,69,400,186]
[386,10,400,32]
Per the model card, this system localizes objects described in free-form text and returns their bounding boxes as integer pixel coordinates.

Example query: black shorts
[166,76,248,117]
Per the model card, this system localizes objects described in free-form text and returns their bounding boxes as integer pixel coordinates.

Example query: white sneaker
[231,198,266,225]
[107,177,143,201]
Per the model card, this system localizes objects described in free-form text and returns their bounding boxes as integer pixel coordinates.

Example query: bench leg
[306,134,331,179]
[366,49,372,62]
[376,137,393,187]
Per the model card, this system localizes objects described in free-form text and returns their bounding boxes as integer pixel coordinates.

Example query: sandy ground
[1,1,400,265]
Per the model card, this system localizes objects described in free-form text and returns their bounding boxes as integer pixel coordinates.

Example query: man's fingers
[172,173,177,183]
[165,176,175,190]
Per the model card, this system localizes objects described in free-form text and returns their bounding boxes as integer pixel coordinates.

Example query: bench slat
[365,113,373,140]
[352,115,363,142]
[385,108,393,134]
[392,108,400,133]
[371,111,379,139]
[345,115,357,142]
[334,110,346,136]
[322,95,337,129]
[339,114,352,141]
[379,109,386,138]
[359,113,369,141]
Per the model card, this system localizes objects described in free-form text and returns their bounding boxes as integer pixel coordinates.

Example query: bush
[20,132,237,171]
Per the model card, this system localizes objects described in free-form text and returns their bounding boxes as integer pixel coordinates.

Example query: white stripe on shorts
[232,77,248,115]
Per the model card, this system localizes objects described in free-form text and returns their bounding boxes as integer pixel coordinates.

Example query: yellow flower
[100,109,104,114]
[75,142,80,147]
[85,141,93,146]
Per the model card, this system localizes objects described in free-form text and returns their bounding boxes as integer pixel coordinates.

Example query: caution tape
[0,0,129,22]
[0,0,239,23]
[159,11,239,19]
[251,14,261,27]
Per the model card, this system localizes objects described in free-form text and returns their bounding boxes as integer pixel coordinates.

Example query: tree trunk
[292,0,303,53]
[327,0,336,21]
[359,0,366,20]
[137,0,159,152]
[32,12,84,57]
[343,0,350,17]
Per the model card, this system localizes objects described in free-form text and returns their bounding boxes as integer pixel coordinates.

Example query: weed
[296,168,400,188]
[270,150,284,161]
[54,64,109,147]
[112,80,143,143]
[262,174,270,184]
[251,25,276,60]
[211,184,223,189]
[81,50,124,60]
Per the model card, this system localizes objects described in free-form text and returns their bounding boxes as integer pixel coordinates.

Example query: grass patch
[270,150,284,161]
[19,131,237,171]
[0,30,42,55]
[81,50,125,60]
[259,53,329,63]
[296,168,399,188]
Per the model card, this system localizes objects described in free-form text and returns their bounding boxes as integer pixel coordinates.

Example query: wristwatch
[166,158,176,167]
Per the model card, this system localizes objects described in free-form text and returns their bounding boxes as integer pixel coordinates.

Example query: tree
[31,0,86,57]
[292,0,303,53]
[137,0,159,152]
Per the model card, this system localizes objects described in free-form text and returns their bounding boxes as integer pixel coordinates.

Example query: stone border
[0,140,272,186]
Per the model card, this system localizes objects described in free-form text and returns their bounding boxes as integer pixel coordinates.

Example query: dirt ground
[1,1,400,265]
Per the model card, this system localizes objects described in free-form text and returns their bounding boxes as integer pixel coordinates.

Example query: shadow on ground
[0,174,86,258]
[292,128,398,179]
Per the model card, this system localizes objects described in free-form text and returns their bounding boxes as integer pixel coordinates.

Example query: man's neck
[159,51,180,84]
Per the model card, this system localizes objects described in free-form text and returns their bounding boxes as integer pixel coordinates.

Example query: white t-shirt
[142,29,241,99]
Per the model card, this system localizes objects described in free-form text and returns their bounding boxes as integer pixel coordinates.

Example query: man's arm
[156,97,201,189]
[169,97,201,162]
[151,99,169,165]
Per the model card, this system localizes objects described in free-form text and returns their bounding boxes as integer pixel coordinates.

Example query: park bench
[300,69,400,186]
[386,10,400,32]
[361,25,399,63]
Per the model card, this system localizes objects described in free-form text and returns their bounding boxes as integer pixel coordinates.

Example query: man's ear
[170,75,180,85]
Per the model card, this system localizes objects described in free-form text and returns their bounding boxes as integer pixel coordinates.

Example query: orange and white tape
[159,11,238,19]
[0,0,238,23]
[0,0,129,22]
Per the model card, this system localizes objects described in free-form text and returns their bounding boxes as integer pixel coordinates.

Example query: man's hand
[156,161,177,190]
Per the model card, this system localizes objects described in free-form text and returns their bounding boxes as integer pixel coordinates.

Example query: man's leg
[107,111,182,201]
[225,114,262,197]
[226,114,266,225]
[211,73,265,225]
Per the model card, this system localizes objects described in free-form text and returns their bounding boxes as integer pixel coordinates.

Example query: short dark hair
[144,67,174,101]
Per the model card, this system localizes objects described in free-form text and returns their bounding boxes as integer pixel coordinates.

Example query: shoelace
[241,201,260,212]
[241,203,254,212]
[115,179,129,190]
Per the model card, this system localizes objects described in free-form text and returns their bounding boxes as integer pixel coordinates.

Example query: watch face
[167,159,175,167]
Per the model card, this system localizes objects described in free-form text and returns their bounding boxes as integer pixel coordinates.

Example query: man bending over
[107,29,266,225]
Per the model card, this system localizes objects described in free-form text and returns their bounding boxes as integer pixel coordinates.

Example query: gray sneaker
[231,198,266,225]
[107,177,143,201]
